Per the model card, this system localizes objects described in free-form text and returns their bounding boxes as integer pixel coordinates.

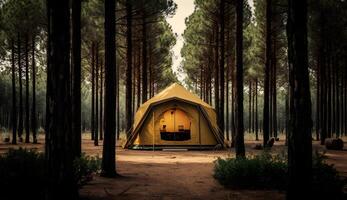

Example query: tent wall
[133,100,217,146]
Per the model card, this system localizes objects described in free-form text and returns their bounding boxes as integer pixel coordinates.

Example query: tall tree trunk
[226,65,230,141]
[327,51,332,137]
[319,12,327,144]
[94,43,99,146]
[235,0,245,157]
[285,92,289,146]
[142,12,148,103]
[31,36,37,143]
[72,0,81,156]
[231,63,236,146]
[45,0,77,198]
[335,59,339,137]
[125,0,133,135]
[91,42,95,140]
[263,0,271,146]
[214,26,219,124]
[101,0,117,177]
[332,56,336,136]
[249,81,252,133]
[11,39,17,145]
[316,58,320,141]
[116,39,120,140]
[272,41,277,139]
[200,65,203,99]
[286,0,312,198]
[344,59,347,136]
[18,32,23,142]
[219,0,225,137]
[255,79,258,140]
[100,62,103,140]
[25,35,30,143]
[269,67,273,137]
[252,81,255,133]
[136,46,141,109]
[344,60,347,136]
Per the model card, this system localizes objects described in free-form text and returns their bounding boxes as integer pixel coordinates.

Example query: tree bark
[327,52,331,137]
[45,0,77,198]
[255,79,258,140]
[316,57,320,141]
[25,35,30,143]
[235,0,245,157]
[94,43,99,146]
[91,42,95,140]
[101,0,117,177]
[72,0,82,156]
[18,32,23,142]
[11,39,17,145]
[272,41,277,139]
[249,81,252,133]
[136,46,141,109]
[226,63,229,141]
[219,0,225,137]
[319,11,327,144]
[252,81,255,133]
[286,0,312,198]
[142,11,148,103]
[100,61,103,140]
[263,0,271,146]
[214,25,219,126]
[126,0,133,135]
[31,36,37,143]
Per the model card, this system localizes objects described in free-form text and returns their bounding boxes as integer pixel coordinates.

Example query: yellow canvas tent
[124,83,224,149]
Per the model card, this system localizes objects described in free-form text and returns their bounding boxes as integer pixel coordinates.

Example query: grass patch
[214,151,346,199]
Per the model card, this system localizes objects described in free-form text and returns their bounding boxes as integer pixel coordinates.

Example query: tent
[124,83,224,149]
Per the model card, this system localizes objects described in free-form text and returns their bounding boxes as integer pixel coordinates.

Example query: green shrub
[0,148,101,200]
[214,151,346,199]
[73,153,102,186]
[213,151,287,189]
[311,151,346,200]
[0,148,46,200]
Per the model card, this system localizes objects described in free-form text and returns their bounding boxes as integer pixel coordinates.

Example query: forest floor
[0,134,346,200]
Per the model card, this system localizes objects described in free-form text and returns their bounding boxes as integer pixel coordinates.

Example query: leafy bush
[0,148,101,200]
[0,148,46,200]
[213,151,287,189]
[73,153,102,186]
[311,151,346,200]
[214,151,346,199]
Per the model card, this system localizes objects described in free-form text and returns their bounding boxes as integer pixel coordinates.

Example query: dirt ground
[0,134,346,200]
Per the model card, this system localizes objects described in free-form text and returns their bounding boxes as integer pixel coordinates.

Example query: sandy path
[80,147,285,200]
[1,135,346,200]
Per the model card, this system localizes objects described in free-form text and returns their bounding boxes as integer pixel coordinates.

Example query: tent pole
[199,107,201,149]
[153,111,155,152]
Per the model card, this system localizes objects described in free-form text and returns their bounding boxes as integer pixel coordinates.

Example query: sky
[165,0,254,83]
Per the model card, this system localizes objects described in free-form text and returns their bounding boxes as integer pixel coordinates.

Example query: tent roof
[141,83,213,109]
[124,83,223,147]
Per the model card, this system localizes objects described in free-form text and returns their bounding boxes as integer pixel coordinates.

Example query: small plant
[0,148,46,200]
[0,148,102,200]
[213,151,287,189]
[73,153,102,186]
[214,150,346,198]
[311,151,347,200]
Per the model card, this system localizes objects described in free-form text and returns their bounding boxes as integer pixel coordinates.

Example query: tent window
[159,108,191,141]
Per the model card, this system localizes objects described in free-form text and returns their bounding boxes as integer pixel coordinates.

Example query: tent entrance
[159,108,191,141]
